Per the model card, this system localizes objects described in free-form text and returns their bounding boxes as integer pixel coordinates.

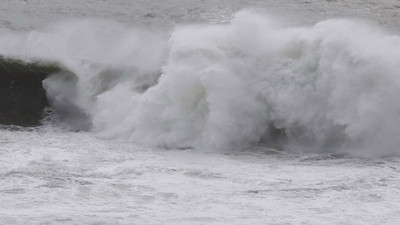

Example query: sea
[0,0,400,224]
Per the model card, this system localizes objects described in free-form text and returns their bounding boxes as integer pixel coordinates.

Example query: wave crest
[1,11,400,154]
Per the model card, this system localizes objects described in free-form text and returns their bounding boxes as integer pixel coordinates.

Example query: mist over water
[1,10,400,154]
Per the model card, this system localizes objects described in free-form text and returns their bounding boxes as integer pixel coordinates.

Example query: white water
[2,11,400,154]
[1,1,400,224]
[1,127,400,225]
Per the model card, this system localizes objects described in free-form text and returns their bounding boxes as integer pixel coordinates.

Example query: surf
[1,11,400,154]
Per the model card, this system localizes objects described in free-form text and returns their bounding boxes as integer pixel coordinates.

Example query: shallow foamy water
[0,128,399,224]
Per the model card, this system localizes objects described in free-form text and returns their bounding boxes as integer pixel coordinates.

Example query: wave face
[1,11,400,153]
[0,58,60,126]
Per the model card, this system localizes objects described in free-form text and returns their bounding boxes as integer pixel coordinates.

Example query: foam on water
[1,11,400,154]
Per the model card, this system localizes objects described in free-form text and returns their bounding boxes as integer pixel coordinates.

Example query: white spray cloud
[1,11,400,154]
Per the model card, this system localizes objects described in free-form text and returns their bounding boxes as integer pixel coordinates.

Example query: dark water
[0,58,60,126]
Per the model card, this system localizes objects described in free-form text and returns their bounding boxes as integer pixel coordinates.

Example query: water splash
[1,11,400,154]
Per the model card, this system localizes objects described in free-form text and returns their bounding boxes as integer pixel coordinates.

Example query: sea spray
[1,11,400,154]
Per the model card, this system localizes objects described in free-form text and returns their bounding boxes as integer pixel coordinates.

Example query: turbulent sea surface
[1,0,400,224]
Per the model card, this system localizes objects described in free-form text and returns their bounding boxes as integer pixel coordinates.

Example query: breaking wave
[1,11,400,154]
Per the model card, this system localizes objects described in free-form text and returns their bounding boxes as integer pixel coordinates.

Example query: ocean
[0,0,400,224]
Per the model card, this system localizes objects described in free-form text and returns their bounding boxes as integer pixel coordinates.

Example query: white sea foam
[1,11,400,153]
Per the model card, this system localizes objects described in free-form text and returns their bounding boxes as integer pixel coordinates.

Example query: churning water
[1,0,400,224]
